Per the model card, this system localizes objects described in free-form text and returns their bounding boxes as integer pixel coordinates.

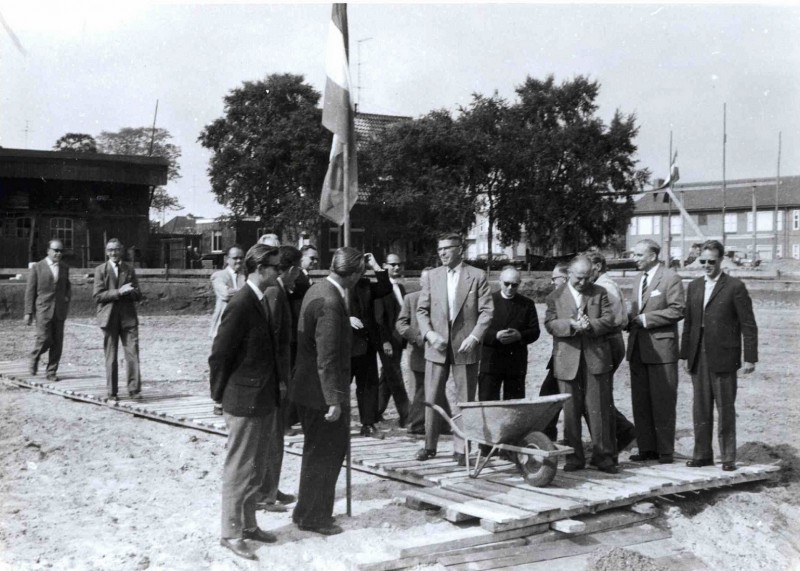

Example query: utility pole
[722,103,727,247]
[356,37,373,111]
[774,131,782,260]
[666,132,673,267]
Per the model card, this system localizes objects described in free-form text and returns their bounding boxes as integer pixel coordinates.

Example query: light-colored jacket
[25,259,71,321]
[209,269,245,339]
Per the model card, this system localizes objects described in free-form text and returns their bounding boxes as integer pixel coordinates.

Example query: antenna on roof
[148,100,159,156]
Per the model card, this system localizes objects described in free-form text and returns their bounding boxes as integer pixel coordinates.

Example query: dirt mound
[738,441,800,486]
[587,547,667,571]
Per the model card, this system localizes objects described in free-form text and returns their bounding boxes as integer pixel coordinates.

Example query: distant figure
[24,239,71,382]
[545,256,617,473]
[626,238,685,464]
[290,247,365,536]
[539,263,570,441]
[258,233,281,247]
[209,244,282,561]
[478,266,539,401]
[209,245,246,339]
[93,238,143,401]
[300,244,320,275]
[415,233,493,465]
[680,240,758,472]
[375,253,411,427]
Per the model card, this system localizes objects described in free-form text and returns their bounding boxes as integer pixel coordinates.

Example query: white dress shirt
[45,257,59,282]
[446,263,463,322]
[389,277,404,307]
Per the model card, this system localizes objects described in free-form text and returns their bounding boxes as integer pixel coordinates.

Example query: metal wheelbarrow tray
[426,394,573,487]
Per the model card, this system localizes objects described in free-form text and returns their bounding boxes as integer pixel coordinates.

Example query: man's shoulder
[658,265,681,282]
[462,263,486,278]
[93,262,108,274]
[211,269,227,279]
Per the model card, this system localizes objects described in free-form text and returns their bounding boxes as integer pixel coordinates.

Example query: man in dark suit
[376,253,411,427]
[93,238,143,401]
[349,253,392,437]
[209,244,282,560]
[290,247,365,536]
[24,239,71,381]
[680,240,758,472]
[479,266,540,401]
[626,238,685,464]
[257,246,300,513]
[545,256,618,472]
[416,234,494,464]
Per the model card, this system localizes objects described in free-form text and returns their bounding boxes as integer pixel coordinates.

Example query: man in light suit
[209,245,246,339]
[24,239,72,382]
[416,234,494,464]
[209,244,282,561]
[376,253,411,427]
[289,247,364,536]
[626,238,685,464]
[93,238,143,401]
[680,240,758,472]
[545,256,617,472]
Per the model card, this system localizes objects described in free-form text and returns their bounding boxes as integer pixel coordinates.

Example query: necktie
[640,272,648,311]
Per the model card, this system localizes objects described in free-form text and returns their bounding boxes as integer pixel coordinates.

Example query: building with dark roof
[0,148,168,268]
[627,175,800,262]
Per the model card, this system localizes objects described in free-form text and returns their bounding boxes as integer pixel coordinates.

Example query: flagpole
[666,132,673,267]
[343,143,351,248]
[722,102,727,246]
[774,131,781,260]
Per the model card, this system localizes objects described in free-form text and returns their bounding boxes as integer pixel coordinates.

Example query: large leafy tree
[360,109,477,256]
[53,133,98,153]
[198,73,330,238]
[96,127,183,217]
[496,75,648,253]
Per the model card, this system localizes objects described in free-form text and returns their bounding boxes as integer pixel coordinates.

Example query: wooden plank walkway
[1,360,781,541]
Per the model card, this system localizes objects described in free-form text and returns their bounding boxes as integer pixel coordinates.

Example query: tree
[495,75,648,253]
[53,133,98,153]
[96,127,183,218]
[360,109,477,256]
[198,73,331,239]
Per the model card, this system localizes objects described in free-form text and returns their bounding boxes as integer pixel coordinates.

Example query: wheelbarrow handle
[423,402,466,440]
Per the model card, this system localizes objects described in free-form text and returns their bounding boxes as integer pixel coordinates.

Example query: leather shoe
[722,463,737,472]
[242,527,277,543]
[213,404,223,416]
[597,464,619,474]
[453,452,466,466]
[407,428,425,435]
[220,538,257,560]
[108,395,119,402]
[563,463,585,472]
[276,490,296,504]
[415,448,436,461]
[46,375,60,382]
[686,458,714,468]
[360,424,373,437]
[298,523,343,536]
[28,362,38,376]
[257,501,288,512]
[658,455,674,464]
[128,392,143,400]
[629,451,659,462]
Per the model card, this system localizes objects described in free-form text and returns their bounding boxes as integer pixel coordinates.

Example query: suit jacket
[480,291,540,375]
[679,272,758,373]
[25,259,71,321]
[626,264,685,364]
[417,263,494,365]
[209,268,246,338]
[287,271,312,346]
[265,283,293,388]
[208,285,280,417]
[349,270,392,356]
[93,261,142,330]
[545,283,615,381]
[375,281,406,351]
[396,290,425,373]
[290,280,353,410]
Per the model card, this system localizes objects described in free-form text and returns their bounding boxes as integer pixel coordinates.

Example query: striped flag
[320,3,358,225]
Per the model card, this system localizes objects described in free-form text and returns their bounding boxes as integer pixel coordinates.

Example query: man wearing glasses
[210,245,246,340]
[478,266,540,401]
[93,238,143,401]
[680,240,757,472]
[24,239,72,382]
[416,234,493,465]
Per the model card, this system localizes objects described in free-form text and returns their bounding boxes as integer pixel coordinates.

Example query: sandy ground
[1,304,799,570]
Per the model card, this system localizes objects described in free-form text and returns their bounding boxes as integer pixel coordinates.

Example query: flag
[320,3,358,226]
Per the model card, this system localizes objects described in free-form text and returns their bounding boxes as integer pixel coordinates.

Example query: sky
[2,2,799,221]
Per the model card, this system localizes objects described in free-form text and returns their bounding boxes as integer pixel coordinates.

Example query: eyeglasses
[503,282,520,288]
[50,248,63,253]
[230,256,243,260]
[387,262,402,267]
[437,245,460,252]
[698,259,717,265]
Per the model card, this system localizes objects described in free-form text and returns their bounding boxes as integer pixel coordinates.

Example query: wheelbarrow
[425,394,573,487]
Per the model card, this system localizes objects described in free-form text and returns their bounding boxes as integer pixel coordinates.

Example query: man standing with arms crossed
[680,240,757,471]
[626,238,685,464]
[416,234,493,465]
[24,239,71,382]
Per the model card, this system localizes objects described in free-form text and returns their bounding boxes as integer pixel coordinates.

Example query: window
[670,215,682,235]
[793,210,800,231]
[793,244,800,260]
[328,227,341,252]
[211,230,222,252]
[698,213,708,226]
[630,215,660,236]
[50,218,73,249]
[747,211,775,232]
[776,244,783,258]
[724,213,737,234]
[777,210,784,232]
[1,214,32,238]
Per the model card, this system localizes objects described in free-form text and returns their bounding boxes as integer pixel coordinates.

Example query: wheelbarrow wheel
[515,431,557,487]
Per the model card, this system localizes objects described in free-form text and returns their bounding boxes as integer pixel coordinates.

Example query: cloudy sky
[2,2,799,220]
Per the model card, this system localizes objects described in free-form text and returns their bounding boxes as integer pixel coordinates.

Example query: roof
[633,175,800,214]
[354,112,411,150]
[160,215,201,234]
[0,148,169,187]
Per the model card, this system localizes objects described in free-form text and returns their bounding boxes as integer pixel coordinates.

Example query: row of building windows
[631,209,800,236]
[0,216,74,248]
